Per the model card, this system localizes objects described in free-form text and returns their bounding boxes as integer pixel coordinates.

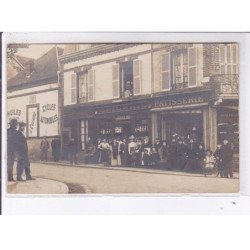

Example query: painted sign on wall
[27,106,39,137]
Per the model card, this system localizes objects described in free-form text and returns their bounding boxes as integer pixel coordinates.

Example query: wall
[7,88,59,137]
[63,49,152,105]
[63,44,152,70]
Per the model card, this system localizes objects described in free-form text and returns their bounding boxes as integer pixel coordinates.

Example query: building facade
[7,47,63,160]
[60,43,239,167]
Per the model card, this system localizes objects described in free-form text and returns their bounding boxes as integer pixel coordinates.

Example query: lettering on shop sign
[115,115,131,121]
[96,103,150,115]
[153,95,208,108]
[42,104,56,112]
[40,104,58,124]
[7,109,22,117]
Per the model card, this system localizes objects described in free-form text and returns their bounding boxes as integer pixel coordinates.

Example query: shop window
[80,120,88,150]
[219,44,238,74]
[71,73,77,103]
[217,109,239,153]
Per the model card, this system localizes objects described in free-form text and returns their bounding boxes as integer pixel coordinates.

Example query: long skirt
[101,149,109,163]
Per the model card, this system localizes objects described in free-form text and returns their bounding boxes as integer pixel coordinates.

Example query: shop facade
[60,43,239,169]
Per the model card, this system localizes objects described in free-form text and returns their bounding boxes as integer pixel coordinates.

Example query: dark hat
[19,121,26,127]
[9,118,18,127]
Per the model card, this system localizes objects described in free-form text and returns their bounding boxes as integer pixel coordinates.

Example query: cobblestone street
[11,162,239,194]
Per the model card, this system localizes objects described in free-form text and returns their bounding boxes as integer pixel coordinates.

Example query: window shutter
[232,44,238,74]
[133,59,141,95]
[112,64,119,98]
[88,69,95,101]
[71,73,77,103]
[161,53,170,90]
[188,47,198,87]
[219,44,226,74]
[226,45,231,64]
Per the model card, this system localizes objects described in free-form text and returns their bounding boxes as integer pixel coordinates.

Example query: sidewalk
[7,177,69,195]
[32,160,239,179]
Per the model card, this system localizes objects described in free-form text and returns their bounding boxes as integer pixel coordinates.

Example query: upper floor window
[161,47,197,91]
[78,73,88,103]
[173,51,188,86]
[112,60,142,98]
[69,70,95,105]
[219,44,238,74]
[78,70,95,103]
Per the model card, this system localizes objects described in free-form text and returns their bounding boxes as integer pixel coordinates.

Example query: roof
[8,47,63,89]
[7,55,34,80]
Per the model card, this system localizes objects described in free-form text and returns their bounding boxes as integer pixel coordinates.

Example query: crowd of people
[83,131,234,178]
[7,117,234,181]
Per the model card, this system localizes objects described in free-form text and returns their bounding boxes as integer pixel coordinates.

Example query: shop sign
[115,115,131,121]
[153,94,209,109]
[40,103,58,124]
[95,103,150,115]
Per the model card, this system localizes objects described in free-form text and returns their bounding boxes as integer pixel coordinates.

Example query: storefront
[63,89,213,147]
[62,88,239,169]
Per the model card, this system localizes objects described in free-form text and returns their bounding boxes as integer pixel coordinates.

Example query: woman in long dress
[99,139,110,166]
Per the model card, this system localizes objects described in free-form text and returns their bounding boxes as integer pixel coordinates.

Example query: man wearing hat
[7,118,18,181]
[16,122,35,181]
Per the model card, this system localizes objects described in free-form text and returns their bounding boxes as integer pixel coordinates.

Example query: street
[12,162,240,194]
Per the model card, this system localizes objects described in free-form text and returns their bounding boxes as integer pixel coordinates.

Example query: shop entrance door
[162,112,203,144]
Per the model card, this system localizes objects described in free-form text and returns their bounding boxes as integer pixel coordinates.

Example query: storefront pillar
[203,106,217,151]
[151,112,158,145]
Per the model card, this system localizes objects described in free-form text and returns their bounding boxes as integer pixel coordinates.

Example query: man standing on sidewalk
[40,137,50,162]
[220,139,234,178]
[68,138,78,165]
[7,118,18,181]
[16,122,35,181]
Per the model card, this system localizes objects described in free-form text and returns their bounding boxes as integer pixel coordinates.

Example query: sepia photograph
[5,42,239,194]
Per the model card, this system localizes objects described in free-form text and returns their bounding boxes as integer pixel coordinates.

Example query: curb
[31,160,239,179]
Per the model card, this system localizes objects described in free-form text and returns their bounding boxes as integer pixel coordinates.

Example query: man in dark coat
[214,144,223,177]
[51,137,61,162]
[40,137,50,161]
[220,139,234,178]
[16,122,35,181]
[68,138,78,165]
[7,118,18,181]
[186,139,198,172]
[119,139,127,166]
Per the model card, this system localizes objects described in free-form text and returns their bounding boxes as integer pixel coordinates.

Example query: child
[203,149,215,177]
